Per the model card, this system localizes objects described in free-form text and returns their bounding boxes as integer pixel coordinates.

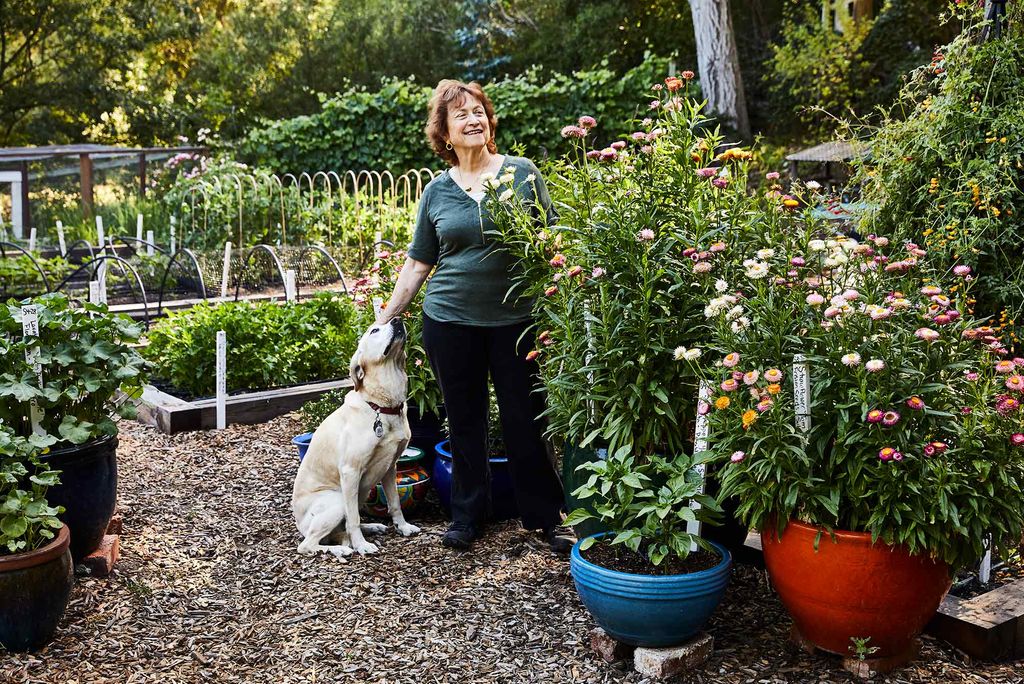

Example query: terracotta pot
[761,519,951,658]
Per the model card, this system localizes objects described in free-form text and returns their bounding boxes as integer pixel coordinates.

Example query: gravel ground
[2,415,1022,684]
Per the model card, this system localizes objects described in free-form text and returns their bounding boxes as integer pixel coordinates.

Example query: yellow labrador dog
[292,318,420,558]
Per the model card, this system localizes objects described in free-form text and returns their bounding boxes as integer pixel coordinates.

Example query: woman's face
[446,94,490,153]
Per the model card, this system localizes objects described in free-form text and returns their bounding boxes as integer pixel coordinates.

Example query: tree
[688,0,751,139]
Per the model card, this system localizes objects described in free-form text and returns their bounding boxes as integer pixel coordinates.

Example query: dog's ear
[350,352,365,391]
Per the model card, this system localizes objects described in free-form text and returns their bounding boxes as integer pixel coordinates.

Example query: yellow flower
[767,383,781,395]
[715,396,731,410]
[742,409,758,428]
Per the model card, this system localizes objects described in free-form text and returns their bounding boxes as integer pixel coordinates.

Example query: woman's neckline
[446,154,508,202]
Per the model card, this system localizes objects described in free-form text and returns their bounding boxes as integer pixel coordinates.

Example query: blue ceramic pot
[292,433,313,461]
[432,440,518,521]
[570,533,732,647]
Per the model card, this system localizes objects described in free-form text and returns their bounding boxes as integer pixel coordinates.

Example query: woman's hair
[425,79,498,166]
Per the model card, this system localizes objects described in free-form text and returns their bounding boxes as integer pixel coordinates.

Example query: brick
[80,534,120,577]
[589,628,635,663]
[633,632,713,679]
[106,513,123,536]
[841,639,919,680]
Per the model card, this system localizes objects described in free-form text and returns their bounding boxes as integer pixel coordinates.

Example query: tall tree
[689,0,750,138]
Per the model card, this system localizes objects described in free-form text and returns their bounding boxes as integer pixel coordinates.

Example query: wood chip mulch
[3,416,1022,683]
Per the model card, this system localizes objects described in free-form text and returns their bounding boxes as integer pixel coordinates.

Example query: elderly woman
[376,80,573,553]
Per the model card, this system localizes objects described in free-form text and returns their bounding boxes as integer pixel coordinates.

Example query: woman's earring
[445,140,453,151]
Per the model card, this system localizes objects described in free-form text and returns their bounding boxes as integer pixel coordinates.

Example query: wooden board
[927,577,1024,661]
[136,378,353,434]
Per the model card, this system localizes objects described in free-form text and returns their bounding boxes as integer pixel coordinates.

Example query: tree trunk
[689,0,751,139]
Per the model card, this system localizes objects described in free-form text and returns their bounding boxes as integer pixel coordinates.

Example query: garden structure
[2,2,1023,682]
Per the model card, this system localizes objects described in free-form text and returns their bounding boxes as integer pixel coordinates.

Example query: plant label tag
[136,213,144,242]
[285,269,297,302]
[170,223,176,254]
[56,220,66,256]
[688,381,712,550]
[96,216,105,250]
[97,260,108,305]
[793,354,811,433]
[221,241,232,299]
[28,227,36,252]
[89,280,101,306]
[373,297,384,317]
[21,305,45,434]
[980,538,992,584]
[216,330,227,430]
[146,230,155,256]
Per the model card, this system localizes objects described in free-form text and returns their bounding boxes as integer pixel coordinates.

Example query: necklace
[452,166,475,192]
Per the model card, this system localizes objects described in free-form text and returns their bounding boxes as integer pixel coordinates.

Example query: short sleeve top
[407,155,556,326]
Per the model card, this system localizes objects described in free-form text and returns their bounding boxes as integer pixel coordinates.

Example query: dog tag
[373,417,384,438]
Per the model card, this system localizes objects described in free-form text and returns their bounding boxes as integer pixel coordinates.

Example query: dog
[292,317,420,558]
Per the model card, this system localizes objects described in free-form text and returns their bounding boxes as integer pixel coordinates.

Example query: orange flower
[742,409,758,428]
[767,383,781,395]
[526,350,540,362]
[715,396,731,410]
[665,76,683,92]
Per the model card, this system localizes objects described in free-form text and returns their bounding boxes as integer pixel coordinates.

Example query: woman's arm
[376,257,433,324]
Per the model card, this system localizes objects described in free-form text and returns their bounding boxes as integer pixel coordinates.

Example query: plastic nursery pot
[761,519,952,658]
[364,447,431,518]
[570,533,732,647]
[291,433,314,461]
[432,440,518,521]
[0,525,74,652]
[561,441,610,538]
[38,435,118,563]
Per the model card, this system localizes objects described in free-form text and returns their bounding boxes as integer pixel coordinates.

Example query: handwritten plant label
[216,330,227,430]
[285,269,297,302]
[21,305,45,434]
[793,353,811,433]
[146,230,155,256]
[220,242,232,298]
[28,227,37,252]
[688,381,713,550]
[136,213,144,242]
[96,215,105,250]
[56,220,66,255]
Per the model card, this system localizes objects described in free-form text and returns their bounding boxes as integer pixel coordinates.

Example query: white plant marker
[21,305,45,435]
[372,297,385,319]
[793,353,811,434]
[56,221,66,256]
[28,227,36,253]
[136,213,144,242]
[95,215,105,250]
[88,280,102,306]
[170,222,176,254]
[980,538,992,584]
[689,381,712,552]
[220,241,232,298]
[146,230,155,256]
[97,260,108,305]
[285,269,297,302]
[216,330,227,430]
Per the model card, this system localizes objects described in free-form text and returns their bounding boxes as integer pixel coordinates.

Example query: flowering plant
[686,210,1024,568]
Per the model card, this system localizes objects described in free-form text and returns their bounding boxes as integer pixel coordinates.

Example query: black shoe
[542,524,577,555]
[442,522,478,550]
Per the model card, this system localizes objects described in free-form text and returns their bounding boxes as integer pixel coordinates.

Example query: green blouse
[407,155,555,326]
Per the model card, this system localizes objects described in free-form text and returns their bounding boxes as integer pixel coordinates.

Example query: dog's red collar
[366,401,404,415]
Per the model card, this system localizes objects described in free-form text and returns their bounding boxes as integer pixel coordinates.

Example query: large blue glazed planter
[570,533,732,647]
[292,433,313,461]
[432,440,518,521]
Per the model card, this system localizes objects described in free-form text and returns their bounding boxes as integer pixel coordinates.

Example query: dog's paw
[360,523,388,536]
[352,540,380,555]
[397,522,421,537]
[327,545,353,560]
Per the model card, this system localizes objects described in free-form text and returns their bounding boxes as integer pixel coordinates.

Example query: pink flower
[1011,434,1024,447]
[544,285,558,296]
[866,359,885,372]
[631,132,647,142]
[723,352,740,368]
[954,265,972,277]
[610,140,627,151]
[732,371,744,381]
[567,265,583,278]
[599,147,618,162]
[764,368,783,383]
[549,254,566,268]
[995,360,1016,374]
[766,171,781,181]
[561,125,587,138]
[923,443,936,457]
[682,247,697,257]
[965,371,979,381]
[934,314,952,325]
[930,441,948,455]
[996,396,1020,414]
[867,409,884,424]
[915,328,939,342]
[710,242,726,253]
[906,396,925,411]
[696,167,717,178]
[640,145,653,154]
[637,228,656,242]
[806,293,825,306]
[526,350,540,361]
[585,150,601,160]
[577,115,597,129]
[377,250,391,259]
[730,451,745,463]
[721,379,739,392]
[824,306,842,319]
[878,447,900,462]
[1015,357,1024,367]
[649,100,661,110]
[681,70,696,80]
[693,261,712,274]
[743,370,760,385]
[1006,375,1024,392]
[843,289,860,300]
[591,266,606,279]
[712,178,728,189]
[841,353,861,367]
[882,411,901,427]
[756,399,773,412]
[920,285,942,296]
[791,256,805,267]
[552,272,563,282]
[698,402,711,416]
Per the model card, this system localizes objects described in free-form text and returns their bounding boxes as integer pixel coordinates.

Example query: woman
[376,79,573,553]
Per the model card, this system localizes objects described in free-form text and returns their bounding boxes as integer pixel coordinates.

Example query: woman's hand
[376,257,433,324]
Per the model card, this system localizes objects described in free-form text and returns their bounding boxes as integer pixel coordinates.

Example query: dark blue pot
[570,533,732,647]
[432,440,518,521]
[292,433,313,461]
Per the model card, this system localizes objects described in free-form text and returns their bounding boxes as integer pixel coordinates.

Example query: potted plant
[688,194,1024,660]
[563,448,731,647]
[1,293,146,562]
[0,423,74,651]
[294,389,346,460]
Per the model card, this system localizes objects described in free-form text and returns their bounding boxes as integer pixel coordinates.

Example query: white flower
[731,317,750,333]
[832,252,849,265]
[756,248,776,260]
[673,346,687,360]
[479,171,496,183]
[684,348,702,361]
[525,173,536,182]
[693,261,712,274]
[726,305,744,321]
[805,180,821,190]
[809,239,826,252]
[715,279,729,293]
[841,352,862,367]
[498,189,515,202]
[823,257,838,268]
[743,259,769,279]
[866,359,885,372]
[499,173,515,185]
[830,295,848,308]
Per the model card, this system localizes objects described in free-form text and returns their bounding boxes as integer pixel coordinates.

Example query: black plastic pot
[562,441,610,538]
[0,525,74,651]
[39,435,118,562]
[407,403,446,466]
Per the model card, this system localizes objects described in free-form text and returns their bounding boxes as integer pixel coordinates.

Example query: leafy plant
[0,425,62,555]
[849,636,880,661]
[564,448,721,566]
[0,293,146,446]
[298,389,346,433]
[144,293,360,397]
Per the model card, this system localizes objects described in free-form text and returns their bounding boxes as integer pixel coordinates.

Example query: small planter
[364,447,431,518]
[291,432,313,461]
[38,435,118,562]
[432,440,518,521]
[761,519,952,658]
[0,525,74,651]
[570,533,732,647]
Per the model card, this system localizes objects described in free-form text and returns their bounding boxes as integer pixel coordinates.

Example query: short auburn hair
[425,80,498,167]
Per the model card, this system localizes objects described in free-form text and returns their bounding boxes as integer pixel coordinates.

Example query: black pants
[422,314,565,530]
